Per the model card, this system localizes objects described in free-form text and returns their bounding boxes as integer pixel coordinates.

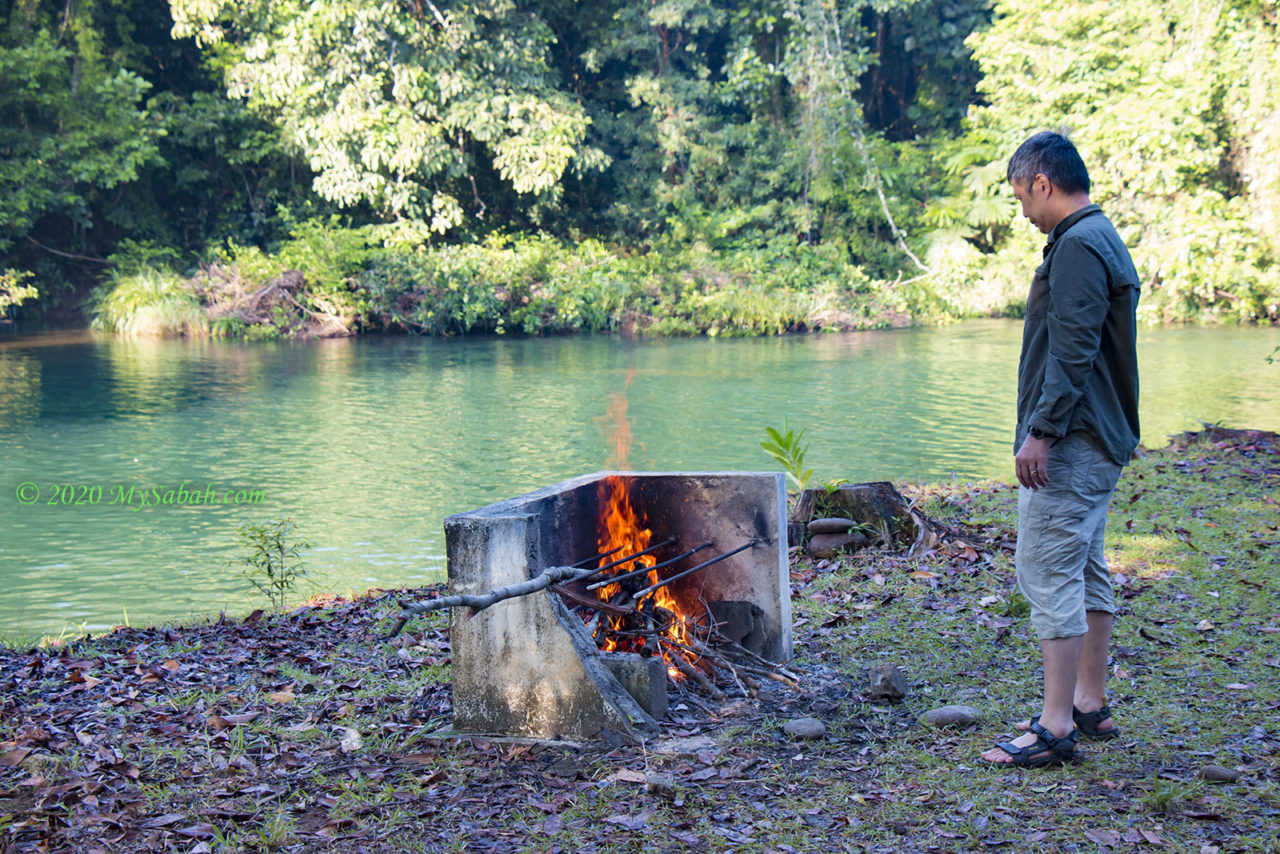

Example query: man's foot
[1015,704,1118,741]
[980,721,1078,768]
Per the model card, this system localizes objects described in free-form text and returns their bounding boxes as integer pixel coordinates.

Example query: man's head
[1007,131,1092,234]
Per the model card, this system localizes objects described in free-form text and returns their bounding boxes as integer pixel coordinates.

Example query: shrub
[89,266,204,337]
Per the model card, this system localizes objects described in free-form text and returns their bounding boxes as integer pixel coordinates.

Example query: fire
[586,370,702,681]
[592,475,652,604]
[590,475,701,681]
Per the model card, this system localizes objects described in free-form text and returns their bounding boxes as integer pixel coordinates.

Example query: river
[2,320,1277,639]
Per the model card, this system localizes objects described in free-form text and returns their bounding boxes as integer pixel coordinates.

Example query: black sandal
[989,721,1078,768]
[1073,704,1119,741]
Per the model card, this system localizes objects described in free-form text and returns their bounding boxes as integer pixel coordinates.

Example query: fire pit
[441,471,789,740]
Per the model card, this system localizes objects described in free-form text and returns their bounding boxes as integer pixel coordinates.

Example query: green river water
[2,320,1277,639]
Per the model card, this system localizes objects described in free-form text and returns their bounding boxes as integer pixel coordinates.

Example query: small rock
[781,717,827,740]
[645,772,679,798]
[547,756,584,778]
[1198,765,1240,783]
[807,531,870,559]
[924,705,982,728]
[808,517,856,534]
[655,736,717,757]
[867,663,909,702]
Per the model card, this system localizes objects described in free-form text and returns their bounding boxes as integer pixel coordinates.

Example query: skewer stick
[577,538,677,582]
[585,542,714,590]
[629,540,760,600]
[569,544,626,568]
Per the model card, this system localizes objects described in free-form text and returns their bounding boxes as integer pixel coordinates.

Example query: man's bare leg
[1072,610,1116,733]
[1013,610,1115,733]
[981,634,1082,763]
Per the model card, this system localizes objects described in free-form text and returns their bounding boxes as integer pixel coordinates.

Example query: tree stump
[791,482,943,555]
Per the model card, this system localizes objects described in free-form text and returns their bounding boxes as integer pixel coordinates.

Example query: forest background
[2,0,1278,338]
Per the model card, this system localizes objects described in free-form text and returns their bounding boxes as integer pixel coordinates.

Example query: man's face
[1010,175,1053,234]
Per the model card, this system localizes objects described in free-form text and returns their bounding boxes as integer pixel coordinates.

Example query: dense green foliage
[935,0,1280,323]
[4,0,1279,331]
[1,0,321,309]
[91,223,934,338]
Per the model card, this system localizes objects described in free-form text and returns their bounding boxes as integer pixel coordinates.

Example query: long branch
[381,564,597,638]
[404,565,592,614]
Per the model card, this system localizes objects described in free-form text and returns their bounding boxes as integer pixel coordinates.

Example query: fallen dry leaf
[0,746,32,767]
[339,727,363,753]
[207,711,262,731]
[603,811,650,831]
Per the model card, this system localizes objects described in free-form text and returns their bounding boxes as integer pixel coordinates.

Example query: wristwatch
[1029,427,1049,440]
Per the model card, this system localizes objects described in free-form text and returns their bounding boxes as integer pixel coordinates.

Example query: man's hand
[1015,435,1052,490]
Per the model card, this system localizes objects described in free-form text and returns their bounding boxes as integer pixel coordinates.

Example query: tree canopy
[2,0,1278,326]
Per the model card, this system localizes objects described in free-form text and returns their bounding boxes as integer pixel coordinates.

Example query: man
[981,131,1141,768]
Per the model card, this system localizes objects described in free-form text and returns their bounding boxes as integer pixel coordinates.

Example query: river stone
[1199,765,1240,783]
[645,772,680,798]
[808,517,856,534]
[781,717,827,740]
[867,663,908,702]
[924,705,982,729]
[807,531,871,559]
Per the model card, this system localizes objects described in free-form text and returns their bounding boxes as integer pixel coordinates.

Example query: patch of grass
[89,266,205,338]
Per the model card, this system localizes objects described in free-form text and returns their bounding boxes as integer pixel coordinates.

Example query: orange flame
[583,369,703,681]
[603,368,636,470]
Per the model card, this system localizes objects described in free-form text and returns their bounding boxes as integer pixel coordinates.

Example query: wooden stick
[712,637,802,682]
[670,650,724,700]
[383,564,598,638]
[737,665,804,693]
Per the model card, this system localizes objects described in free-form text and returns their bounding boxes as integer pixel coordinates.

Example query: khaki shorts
[1015,431,1123,640]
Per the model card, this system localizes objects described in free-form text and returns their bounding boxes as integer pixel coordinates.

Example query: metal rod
[575,538,677,582]
[629,540,760,601]
[569,544,625,568]
[585,541,714,590]
[551,583,636,617]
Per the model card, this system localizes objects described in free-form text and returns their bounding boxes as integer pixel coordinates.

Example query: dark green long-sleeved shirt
[1015,204,1141,466]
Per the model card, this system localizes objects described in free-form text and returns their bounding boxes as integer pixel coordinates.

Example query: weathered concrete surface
[444,471,790,739]
[445,514,657,740]
[601,653,668,720]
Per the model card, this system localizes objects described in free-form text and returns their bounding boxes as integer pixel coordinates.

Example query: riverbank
[2,427,1277,852]
[88,229,962,341]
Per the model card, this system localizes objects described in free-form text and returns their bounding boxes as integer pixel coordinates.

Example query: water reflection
[0,352,40,431]
[1,320,1277,638]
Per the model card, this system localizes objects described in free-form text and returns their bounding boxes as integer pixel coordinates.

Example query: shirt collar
[1047,204,1102,247]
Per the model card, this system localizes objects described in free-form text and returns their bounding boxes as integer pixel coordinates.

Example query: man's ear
[1033,173,1052,197]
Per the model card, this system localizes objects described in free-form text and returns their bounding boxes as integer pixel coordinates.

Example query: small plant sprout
[761,418,815,492]
[233,517,312,610]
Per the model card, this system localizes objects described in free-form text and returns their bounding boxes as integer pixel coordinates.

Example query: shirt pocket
[1064,436,1122,497]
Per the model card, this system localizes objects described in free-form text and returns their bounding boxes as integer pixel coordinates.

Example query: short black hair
[1007,131,1091,195]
